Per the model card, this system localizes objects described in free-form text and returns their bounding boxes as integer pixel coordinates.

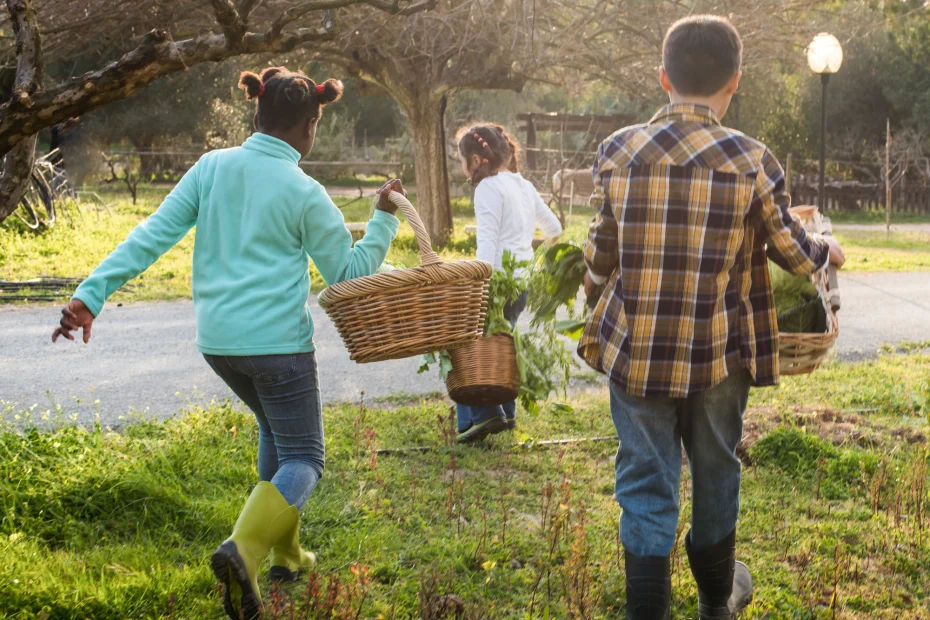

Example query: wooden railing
[792,177,930,214]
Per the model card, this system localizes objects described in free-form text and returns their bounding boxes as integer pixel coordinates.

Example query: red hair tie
[257,82,265,98]
[316,84,326,94]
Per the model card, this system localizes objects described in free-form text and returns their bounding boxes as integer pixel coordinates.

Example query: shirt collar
[649,103,721,126]
[241,132,302,164]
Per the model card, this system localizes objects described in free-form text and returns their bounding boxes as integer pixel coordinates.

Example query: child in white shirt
[454,123,563,442]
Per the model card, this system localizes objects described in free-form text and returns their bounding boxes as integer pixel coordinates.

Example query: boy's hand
[825,237,845,269]
[584,271,596,298]
[376,179,406,216]
[52,299,95,344]
[584,271,606,309]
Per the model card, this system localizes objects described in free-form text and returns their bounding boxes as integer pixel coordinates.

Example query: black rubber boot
[685,529,753,619]
[624,551,671,620]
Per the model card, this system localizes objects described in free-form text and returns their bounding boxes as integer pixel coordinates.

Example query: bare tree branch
[238,0,263,21]
[270,0,434,36]
[0,0,436,158]
[209,0,248,44]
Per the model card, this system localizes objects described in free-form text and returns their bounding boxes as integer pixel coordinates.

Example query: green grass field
[832,229,930,272]
[1,351,928,619]
[1,188,928,306]
[826,210,930,226]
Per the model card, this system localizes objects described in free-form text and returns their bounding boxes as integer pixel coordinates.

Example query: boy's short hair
[662,15,742,97]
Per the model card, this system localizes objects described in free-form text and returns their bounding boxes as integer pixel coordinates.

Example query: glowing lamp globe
[807,33,843,74]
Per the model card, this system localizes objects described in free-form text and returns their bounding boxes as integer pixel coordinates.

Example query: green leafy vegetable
[511,323,573,414]
[554,319,586,340]
[417,350,454,381]
[485,251,529,337]
[769,262,825,334]
[528,242,587,324]
[419,250,574,413]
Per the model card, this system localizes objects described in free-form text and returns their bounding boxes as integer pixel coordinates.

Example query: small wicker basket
[777,205,840,376]
[318,192,492,363]
[445,334,521,406]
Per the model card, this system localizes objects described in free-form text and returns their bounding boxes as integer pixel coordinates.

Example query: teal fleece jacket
[73,133,399,355]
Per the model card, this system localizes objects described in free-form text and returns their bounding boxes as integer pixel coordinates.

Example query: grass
[0,190,479,302]
[826,210,930,226]
[311,173,391,187]
[832,229,930,272]
[1,189,928,306]
[1,352,929,618]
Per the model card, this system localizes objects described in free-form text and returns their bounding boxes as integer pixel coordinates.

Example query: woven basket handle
[387,191,442,267]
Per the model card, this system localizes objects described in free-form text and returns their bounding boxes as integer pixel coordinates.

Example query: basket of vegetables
[774,205,839,376]
[444,253,528,406]
[445,334,521,406]
[420,252,574,412]
[318,192,492,363]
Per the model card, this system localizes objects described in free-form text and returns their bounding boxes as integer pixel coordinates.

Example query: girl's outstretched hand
[376,179,406,215]
[52,299,95,344]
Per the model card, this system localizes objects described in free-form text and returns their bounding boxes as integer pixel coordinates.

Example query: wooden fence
[792,175,930,214]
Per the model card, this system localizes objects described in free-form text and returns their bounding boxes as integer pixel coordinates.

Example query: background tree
[298,0,850,244]
[0,0,434,223]
[302,0,554,244]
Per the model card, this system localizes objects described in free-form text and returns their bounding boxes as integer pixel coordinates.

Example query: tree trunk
[0,0,43,223]
[406,94,453,247]
[0,137,37,221]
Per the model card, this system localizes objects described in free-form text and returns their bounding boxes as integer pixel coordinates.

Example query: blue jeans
[456,291,528,432]
[204,353,324,509]
[610,371,750,556]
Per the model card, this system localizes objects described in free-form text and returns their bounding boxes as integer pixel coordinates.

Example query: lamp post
[807,33,844,212]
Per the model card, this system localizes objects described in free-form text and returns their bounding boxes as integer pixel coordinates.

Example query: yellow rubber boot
[268,512,317,583]
[211,482,297,620]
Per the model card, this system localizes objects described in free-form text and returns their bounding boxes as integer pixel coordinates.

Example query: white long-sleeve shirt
[473,171,563,270]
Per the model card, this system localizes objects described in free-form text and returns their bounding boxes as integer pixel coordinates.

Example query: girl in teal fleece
[52,67,402,620]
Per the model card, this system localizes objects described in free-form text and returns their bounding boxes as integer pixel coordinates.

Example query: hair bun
[237,71,263,101]
[260,67,284,82]
[284,79,310,104]
[317,79,344,105]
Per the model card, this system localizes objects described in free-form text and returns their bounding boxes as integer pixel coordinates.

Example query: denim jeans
[610,370,751,556]
[456,291,528,432]
[204,353,324,509]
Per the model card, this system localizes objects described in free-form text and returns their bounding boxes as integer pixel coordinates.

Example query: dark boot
[624,551,671,620]
[685,529,753,619]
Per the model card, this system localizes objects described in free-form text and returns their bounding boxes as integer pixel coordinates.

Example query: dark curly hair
[238,66,344,132]
[456,123,521,187]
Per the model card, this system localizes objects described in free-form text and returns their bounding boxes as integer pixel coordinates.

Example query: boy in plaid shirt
[580,15,845,619]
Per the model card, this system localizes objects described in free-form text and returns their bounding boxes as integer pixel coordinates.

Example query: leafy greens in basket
[769,261,826,334]
[418,251,573,413]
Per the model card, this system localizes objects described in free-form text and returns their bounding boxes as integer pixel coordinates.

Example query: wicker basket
[318,192,492,363]
[777,205,840,376]
[445,334,521,406]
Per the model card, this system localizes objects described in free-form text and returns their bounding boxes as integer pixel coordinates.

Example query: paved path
[2,271,928,426]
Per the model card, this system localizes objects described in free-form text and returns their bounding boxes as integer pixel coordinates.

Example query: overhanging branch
[0,27,340,155]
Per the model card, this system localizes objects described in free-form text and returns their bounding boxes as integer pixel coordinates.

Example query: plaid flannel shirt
[579,104,829,398]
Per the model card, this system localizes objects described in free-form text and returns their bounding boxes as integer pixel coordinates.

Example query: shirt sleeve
[72,158,201,317]
[584,143,620,285]
[531,183,563,239]
[300,186,399,286]
[474,181,504,266]
[750,148,829,274]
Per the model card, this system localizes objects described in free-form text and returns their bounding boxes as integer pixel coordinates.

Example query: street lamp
[807,33,844,212]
